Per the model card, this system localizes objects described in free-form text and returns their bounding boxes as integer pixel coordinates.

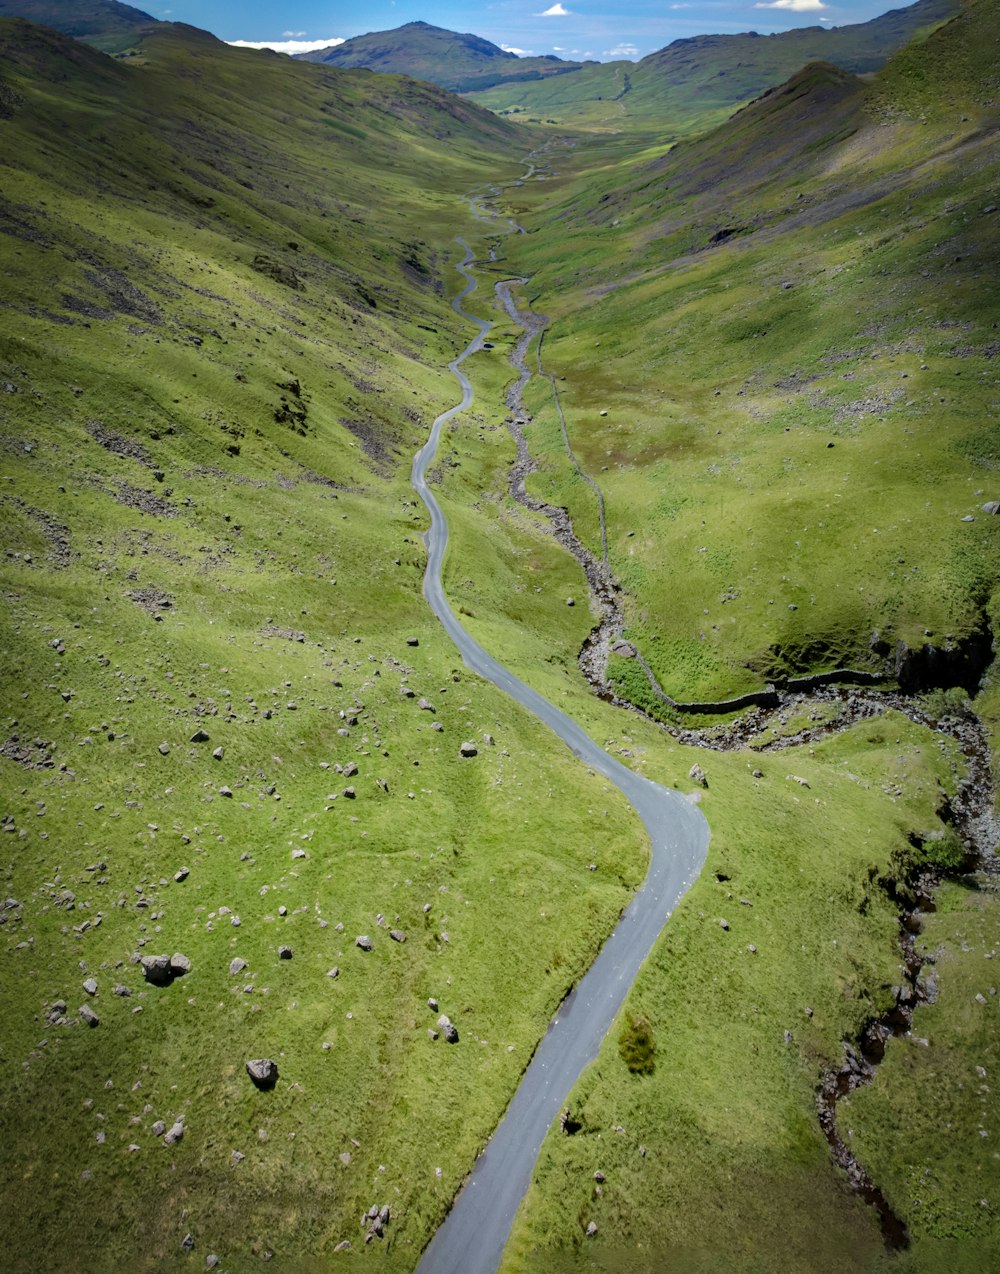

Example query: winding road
[411,237,710,1273]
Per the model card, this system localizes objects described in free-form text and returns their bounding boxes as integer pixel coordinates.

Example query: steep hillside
[495,0,999,707]
[298,19,589,93]
[0,20,657,1273]
[468,0,957,131]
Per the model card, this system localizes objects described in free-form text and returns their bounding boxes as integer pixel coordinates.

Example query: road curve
[411,237,710,1274]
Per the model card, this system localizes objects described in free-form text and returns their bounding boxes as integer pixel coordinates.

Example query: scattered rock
[169,952,192,976]
[212,747,224,761]
[719,918,730,931]
[219,786,233,798]
[689,763,708,788]
[163,1119,185,1146]
[174,867,190,882]
[190,729,211,743]
[140,954,173,986]
[79,1004,100,1028]
[418,698,435,712]
[586,1222,598,1238]
[459,741,478,757]
[593,1170,605,1183]
[427,997,439,1011]
[406,637,419,646]
[291,848,307,860]
[787,774,810,788]
[157,741,170,756]
[343,761,358,777]
[151,1120,166,1137]
[327,967,339,979]
[982,501,1000,515]
[278,946,293,960]
[355,935,373,951]
[230,958,247,975]
[246,1058,279,1089]
[437,1014,458,1043]
[83,977,98,996]
[113,984,131,997]
[566,597,575,607]
[389,929,406,943]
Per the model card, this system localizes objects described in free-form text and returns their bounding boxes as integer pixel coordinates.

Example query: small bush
[618,1011,656,1075]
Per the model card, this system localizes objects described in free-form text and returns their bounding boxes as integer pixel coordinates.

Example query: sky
[147,2,917,61]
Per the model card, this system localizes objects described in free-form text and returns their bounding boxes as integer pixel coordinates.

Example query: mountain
[467,0,959,130]
[0,0,160,52]
[297,19,590,93]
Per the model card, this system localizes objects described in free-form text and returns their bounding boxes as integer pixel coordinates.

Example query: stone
[291,848,306,859]
[689,763,708,788]
[418,698,435,712]
[181,1234,194,1252]
[246,1058,279,1088]
[212,747,224,761]
[141,954,172,985]
[459,741,478,757]
[229,958,247,976]
[190,729,210,743]
[158,741,170,756]
[219,786,233,798]
[174,867,190,882]
[230,1150,245,1166]
[151,1120,166,1137]
[278,946,293,960]
[406,637,419,646]
[206,1257,220,1270]
[719,918,730,931]
[334,1240,352,1252]
[343,786,356,799]
[355,935,373,951]
[982,501,1000,515]
[427,997,438,1011]
[113,984,131,997]
[83,978,98,996]
[169,952,192,976]
[79,1004,100,1027]
[163,1119,185,1146]
[586,1222,598,1238]
[389,929,406,943]
[437,1014,459,1043]
[566,597,575,607]
[327,967,340,979]
[593,1170,605,1183]
[343,761,358,777]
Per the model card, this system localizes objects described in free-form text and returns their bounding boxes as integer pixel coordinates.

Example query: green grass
[1,4,999,1271]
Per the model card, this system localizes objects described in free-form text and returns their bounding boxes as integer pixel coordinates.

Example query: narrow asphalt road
[411,237,710,1274]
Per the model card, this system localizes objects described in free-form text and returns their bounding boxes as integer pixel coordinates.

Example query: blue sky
[149,2,917,61]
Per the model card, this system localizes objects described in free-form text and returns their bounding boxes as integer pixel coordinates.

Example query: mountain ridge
[296,19,591,93]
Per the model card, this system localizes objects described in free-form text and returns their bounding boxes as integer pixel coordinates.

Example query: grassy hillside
[496,0,1000,707]
[298,20,589,95]
[1,3,997,1272]
[0,0,160,53]
[468,0,957,132]
[475,1,1000,1266]
[0,20,653,1271]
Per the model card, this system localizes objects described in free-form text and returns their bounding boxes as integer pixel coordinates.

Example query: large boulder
[246,1058,279,1089]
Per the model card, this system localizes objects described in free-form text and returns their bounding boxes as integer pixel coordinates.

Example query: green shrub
[619,1011,656,1075]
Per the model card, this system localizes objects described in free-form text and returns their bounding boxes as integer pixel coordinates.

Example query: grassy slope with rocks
[0,21,663,1271]
[467,0,956,133]
[425,2,999,1269]
[0,4,997,1273]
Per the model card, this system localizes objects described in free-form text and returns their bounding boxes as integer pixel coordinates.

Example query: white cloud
[537,4,571,15]
[228,37,346,54]
[502,44,535,55]
[282,30,306,37]
[670,3,690,8]
[755,0,827,9]
[604,44,639,58]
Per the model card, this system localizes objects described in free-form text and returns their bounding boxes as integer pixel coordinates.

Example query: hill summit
[297,19,590,92]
